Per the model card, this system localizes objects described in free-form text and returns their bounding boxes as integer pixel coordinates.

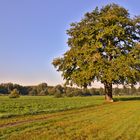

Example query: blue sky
[0,0,140,86]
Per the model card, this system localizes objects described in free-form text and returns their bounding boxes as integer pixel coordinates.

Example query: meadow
[1,96,140,140]
[0,96,104,118]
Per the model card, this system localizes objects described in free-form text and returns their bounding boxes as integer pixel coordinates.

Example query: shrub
[54,92,63,98]
[66,91,74,97]
[9,89,20,98]
[28,89,37,96]
[47,87,55,95]
[38,89,49,96]
[71,89,82,96]
[52,85,64,98]
[82,89,91,96]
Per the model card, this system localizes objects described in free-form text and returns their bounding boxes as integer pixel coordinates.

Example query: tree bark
[104,82,113,102]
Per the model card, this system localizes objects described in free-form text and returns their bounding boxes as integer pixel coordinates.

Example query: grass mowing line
[0,101,124,136]
[119,110,140,140]
[0,120,54,140]
[0,101,113,129]
[1,96,140,140]
[96,102,140,140]
[6,101,140,140]
[0,102,119,139]
[0,101,133,140]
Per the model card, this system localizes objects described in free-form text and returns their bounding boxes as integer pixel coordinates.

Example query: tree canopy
[53,4,140,101]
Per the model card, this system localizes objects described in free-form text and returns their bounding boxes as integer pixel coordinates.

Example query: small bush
[54,92,63,98]
[70,90,82,97]
[9,89,20,98]
[67,92,74,97]
[38,89,49,96]
[48,87,55,95]
[28,89,37,96]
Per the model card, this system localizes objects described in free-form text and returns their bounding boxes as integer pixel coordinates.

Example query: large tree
[53,4,140,102]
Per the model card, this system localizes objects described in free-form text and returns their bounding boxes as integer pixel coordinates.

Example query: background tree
[53,85,64,98]
[36,83,48,95]
[113,87,120,96]
[53,3,140,101]
[28,88,38,96]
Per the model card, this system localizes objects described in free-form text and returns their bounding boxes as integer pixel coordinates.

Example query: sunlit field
[1,96,140,140]
[0,96,104,118]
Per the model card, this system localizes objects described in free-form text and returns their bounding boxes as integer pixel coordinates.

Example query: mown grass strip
[1,101,140,140]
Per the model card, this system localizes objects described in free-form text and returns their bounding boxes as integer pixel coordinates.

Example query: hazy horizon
[0,0,140,86]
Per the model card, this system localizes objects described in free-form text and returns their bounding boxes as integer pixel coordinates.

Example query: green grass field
[0,96,104,118]
[1,96,140,140]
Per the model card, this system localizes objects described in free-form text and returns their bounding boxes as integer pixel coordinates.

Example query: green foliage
[36,83,48,95]
[47,87,56,95]
[54,92,63,98]
[53,4,140,95]
[70,89,81,96]
[53,85,64,98]
[9,89,20,98]
[113,87,121,95]
[0,82,139,97]
[28,89,38,96]
[113,85,140,96]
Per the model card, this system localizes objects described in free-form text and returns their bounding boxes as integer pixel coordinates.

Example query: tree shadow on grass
[114,96,140,102]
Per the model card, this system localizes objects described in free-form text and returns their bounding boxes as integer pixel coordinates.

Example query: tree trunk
[104,82,113,102]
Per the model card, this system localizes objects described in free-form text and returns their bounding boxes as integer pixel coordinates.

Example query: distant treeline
[0,83,140,97]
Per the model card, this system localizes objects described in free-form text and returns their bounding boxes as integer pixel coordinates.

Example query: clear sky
[0,0,140,86]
